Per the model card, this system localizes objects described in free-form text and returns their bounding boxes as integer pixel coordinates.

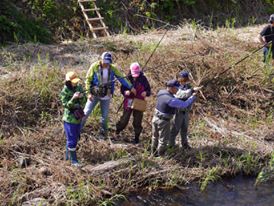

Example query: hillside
[1,0,274,43]
[0,24,273,205]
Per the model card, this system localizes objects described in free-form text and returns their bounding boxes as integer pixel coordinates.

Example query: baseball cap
[130,62,141,77]
[269,14,274,23]
[179,71,189,78]
[101,52,112,64]
[166,79,180,88]
[65,71,80,84]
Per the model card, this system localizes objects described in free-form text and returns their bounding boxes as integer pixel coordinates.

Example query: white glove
[193,86,203,91]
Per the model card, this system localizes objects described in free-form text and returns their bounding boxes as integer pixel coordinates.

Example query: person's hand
[125,90,131,96]
[72,92,82,100]
[88,93,94,101]
[192,92,197,97]
[193,86,203,91]
[141,91,147,98]
[131,88,137,96]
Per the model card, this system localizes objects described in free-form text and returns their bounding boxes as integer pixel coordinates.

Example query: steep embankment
[1,0,274,43]
[0,25,273,205]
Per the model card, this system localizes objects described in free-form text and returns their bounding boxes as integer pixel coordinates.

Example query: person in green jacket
[60,71,86,166]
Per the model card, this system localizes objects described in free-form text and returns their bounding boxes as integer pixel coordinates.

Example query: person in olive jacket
[60,71,86,166]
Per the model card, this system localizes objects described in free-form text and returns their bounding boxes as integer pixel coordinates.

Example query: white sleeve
[174,89,192,99]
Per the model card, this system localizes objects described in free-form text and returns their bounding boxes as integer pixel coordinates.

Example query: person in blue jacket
[151,79,196,156]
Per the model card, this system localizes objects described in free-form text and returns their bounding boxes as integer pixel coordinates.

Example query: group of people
[59,14,274,166]
[60,51,201,166]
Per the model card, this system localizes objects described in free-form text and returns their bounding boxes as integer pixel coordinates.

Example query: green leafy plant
[200,167,221,191]
[225,17,236,29]
[196,151,206,167]
[166,169,186,187]
[255,152,274,185]
[66,182,96,204]
[99,194,126,206]
[110,148,128,160]
[238,152,261,175]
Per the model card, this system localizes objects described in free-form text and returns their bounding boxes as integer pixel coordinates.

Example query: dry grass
[0,23,273,205]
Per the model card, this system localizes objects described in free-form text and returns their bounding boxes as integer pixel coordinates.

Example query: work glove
[131,88,137,96]
[88,93,94,101]
[124,90,131,96]
[141,91,147,98]
[90,86,99,96]
[72,92,83,100]
[193,86,203,91]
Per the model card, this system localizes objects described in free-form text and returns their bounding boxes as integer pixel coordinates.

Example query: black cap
[179,70,189,78]
[166,79,180,88]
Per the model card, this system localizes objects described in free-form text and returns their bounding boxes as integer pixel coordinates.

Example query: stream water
[119,176,274,206]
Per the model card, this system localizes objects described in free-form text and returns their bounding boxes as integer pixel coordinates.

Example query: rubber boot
[182,143,191,150]
[69,150,79,166]
[114,130,121,141]
[181,136,191,150]
[158,145,166,156]
[99,128,107,140]
[65,145,69,161]
[151,139,158,157]
[133,134,140,144]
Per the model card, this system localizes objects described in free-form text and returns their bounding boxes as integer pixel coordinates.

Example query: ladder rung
[78,0,109,38]
[79,0,96,2]
[83,8,100,12]
[88,17,104,21]
[91,27,108,31]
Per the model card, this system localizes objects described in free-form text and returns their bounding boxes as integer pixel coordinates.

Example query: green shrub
[0,0,51,44]
[1,0,274,43]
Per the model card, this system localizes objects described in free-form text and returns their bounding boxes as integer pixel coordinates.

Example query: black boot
[99,128,107,140]
[133,134,140,144]
[182,143,191,150]
[115,130,121,138]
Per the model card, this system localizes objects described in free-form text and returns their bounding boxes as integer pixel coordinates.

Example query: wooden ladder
[78,0,110,38]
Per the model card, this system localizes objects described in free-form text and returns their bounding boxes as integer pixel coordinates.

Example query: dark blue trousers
[64,122,81,150]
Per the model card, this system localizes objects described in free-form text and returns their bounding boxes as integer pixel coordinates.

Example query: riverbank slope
[0,24,273,205]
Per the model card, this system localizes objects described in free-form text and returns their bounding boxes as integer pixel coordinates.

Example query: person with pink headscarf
[116,62,151,144]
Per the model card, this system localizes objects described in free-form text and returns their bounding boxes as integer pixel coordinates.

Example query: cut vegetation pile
[0,24,273,205]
